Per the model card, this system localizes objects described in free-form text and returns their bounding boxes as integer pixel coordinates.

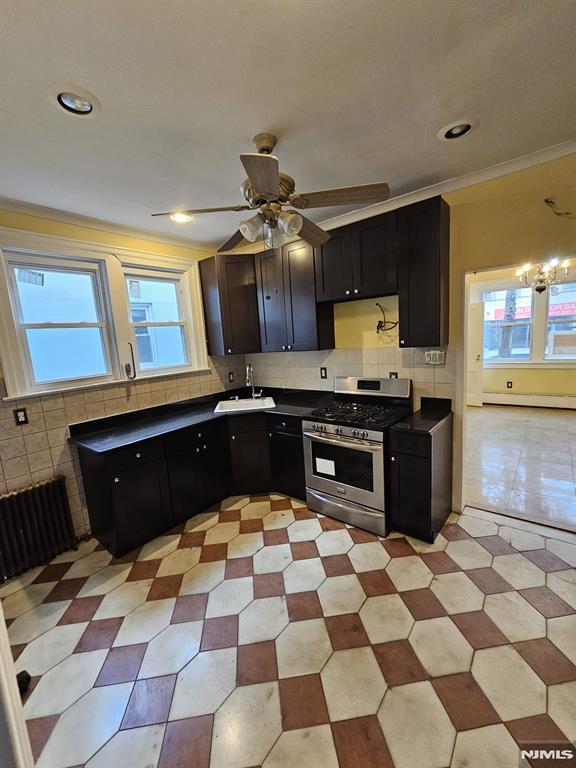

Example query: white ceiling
[1,0,575,248]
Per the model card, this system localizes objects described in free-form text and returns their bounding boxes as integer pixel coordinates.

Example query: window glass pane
[482,287,532,360]
[545,283,576,359]
[126,277,180,321]
[26,328,108,382]
[136,325,187,369]
[546,321,576,359]
[15,267,99,323]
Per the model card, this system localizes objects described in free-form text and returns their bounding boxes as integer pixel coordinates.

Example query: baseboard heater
[0,476,77,583]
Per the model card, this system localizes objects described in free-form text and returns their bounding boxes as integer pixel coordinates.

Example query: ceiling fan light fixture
[239,214,263,242]
[170,212,194,223]
[278,211,303,237]
[264,222,284,249]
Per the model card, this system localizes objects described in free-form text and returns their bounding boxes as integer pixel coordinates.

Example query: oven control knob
[352,429,359,438]
[312,423,318,431]
[335,427,342,435]
[321,424,327,432]
[361,430,368,439]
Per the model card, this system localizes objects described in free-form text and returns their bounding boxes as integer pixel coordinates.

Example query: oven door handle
[302,431,383,452]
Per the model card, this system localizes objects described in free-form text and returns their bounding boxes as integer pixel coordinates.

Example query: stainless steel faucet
[246,364,262,399]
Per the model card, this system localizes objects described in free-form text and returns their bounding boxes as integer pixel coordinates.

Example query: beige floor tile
[455,515,499,537]
[348,542,391,572]
[471,645,546,721]
[498,526,545,551]
[262,508,296,530]
[547,570,576,609]
[14,622,87,676]
[276,619,332,678]
[315,529,354,556]
[36,682,132,768]
[429,572,485,614]
[378,681,456,768]
[445,539,493,570]
[464,479,513,513]
[170,647,237,719]
[221,496,250,510]
[514,460,575,497]
[179,561,225,594]
[50,538,99,563]
[491,553,546,589]
[227,532,264,558]
[321,646,387,720]
[283,558,326,594]
[185,510,219,531]
[137,535,180,561]
[8,599,70,644]
[77,563,132,597]
[385,556,433,591]
[253,544,293,574]
[113,597,175,646]
[205,577,253,617]
[359,594,414,644]
[547,615,576,664]
[93,579,152,620]
[546,538,576,567]
[2,582,56,620]
[450,724,519,768]
[238,596,289,644]
[241,500,272,519]
[317,573,365,616]
[407,533,448,553]
[138,621,203,678]
[86,723,165,768]
[409,617,473,676]
[508,489,576,525]
[287,518,323,542]
[548,681,576,741]
[156,546,201,577]
[262,725,339,768]
[0,566,42,599]
[204,521,240,545]
[210,682,281,768]
[484,591,546,642]
[62,550,113,579]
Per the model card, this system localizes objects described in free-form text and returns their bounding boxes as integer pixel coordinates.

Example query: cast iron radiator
[0,476,77,582]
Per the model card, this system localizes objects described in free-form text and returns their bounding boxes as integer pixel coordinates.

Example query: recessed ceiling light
[57,92,93,115]
[437,119,477,142]
[170,212,194,223]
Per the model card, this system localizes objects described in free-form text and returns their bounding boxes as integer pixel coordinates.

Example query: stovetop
[308,402,412,431]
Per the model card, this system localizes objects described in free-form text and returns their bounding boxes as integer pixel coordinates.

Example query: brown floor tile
[420,551,461,574]
[11,644,25,661]
[253,572,285,598]
[58,595,103,624]
[349,528,379,544]
[514,638,576,685]
[200,615,238,650]
[290,541,320,560]
[293,507,317,520]
[219,509,241,523]
[322,554,354,577]
[373,640,428,687]
[286,591,323,621]
[158,715,213,768]
[466,567,514,594]
[178,531,206,548]
[225,557,253,579]
[519,586,576,618]
[110,546,142,564]
[27,715,60,762]
[127,559,161,581]
[43,577,87,603]
[357,569,396,596]
[237,641,278,685]
[451,611,508,649]
[522,549,573,572]
[382,539,416,557]
[95,643,147,686]
[271,498,292,511]
[332,715,395,768]
[432,672,500,730]
[199,543,228,562]
[171,594,208,623]
[400,588,447,619]
[506,714,572,746]
[476,535,517,555]
[325,613,369,649]
[263,529,289,546]
[441,524,471,541]
[74,617,123,652]
[167,521,186,535]
[147,575,183,601]
[239,518,264,534]
[33,562,72,583]
[121,674,176,728]
[279,674,329,730]
[251,494,270,502]
[319,516,347,531]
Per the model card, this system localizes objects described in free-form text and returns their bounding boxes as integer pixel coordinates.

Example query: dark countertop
[392,409,452,435]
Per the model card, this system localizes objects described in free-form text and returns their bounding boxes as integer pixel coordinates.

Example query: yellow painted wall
[483,368,576,396]
[0,209,211,261]
[334,295,398,348]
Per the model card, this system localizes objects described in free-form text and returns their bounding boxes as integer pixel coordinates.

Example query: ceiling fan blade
[291,212,331,247]
[151,205,251,217]
[217,229,248,253]
[240,153,280,201]
[290,182,390,209]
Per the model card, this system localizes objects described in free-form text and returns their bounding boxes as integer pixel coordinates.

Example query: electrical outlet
[507,381,513,389]
[389,371,398,379]
[228,371,234,383]
[13,408,28,425]
[320,367,327,379]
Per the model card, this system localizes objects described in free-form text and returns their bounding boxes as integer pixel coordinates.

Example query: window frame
[481,285,534,363]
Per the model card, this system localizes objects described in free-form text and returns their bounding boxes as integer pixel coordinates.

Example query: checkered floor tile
[2,494,575,768]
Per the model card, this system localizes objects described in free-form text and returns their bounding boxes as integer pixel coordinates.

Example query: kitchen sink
[214,397,276,413]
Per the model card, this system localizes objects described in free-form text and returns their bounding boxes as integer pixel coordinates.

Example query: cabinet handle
[353,288,359,294]
[400,340,405,345]
[282,421,286,427]
[203,444,207,450]
[227,348,232,354]
[391,456,396,462]
[232,435,236,440]
[197,432,202,438]
[269,432,272,437]
[135,452,141,458]
[114,477,120,483]
[287,345,292,350]
[282,345,286,350]
[345,290,351,295]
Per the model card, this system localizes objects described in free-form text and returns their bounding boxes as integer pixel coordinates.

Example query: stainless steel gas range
[303,377,412,536]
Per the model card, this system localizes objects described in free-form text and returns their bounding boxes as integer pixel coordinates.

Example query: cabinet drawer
[165,423,214,455]
[106,439,164,474]
[228,413,267,434]
[389,430,430,457]
[267,414,302,433]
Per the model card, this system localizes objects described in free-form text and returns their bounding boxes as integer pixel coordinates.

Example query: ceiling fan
[152,133,390,252]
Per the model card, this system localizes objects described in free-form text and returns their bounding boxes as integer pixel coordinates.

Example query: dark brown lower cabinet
[229,414,271,495]
[268,414,305,500]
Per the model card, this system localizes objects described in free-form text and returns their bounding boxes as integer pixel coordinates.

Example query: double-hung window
[545,282,576,360]
[482,286,533,361]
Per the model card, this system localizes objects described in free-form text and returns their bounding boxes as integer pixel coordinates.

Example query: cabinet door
[218,254,261,354]
[255,249,288,352]
[269,429,305,500]
[230,429,271,495]
[197,422,231,510]
[397,197,449,348]
[314,227,355,301]
[388,452,431,539]
[111,458,172,555]
[283,240,318,351]
[167,448,200,524]
[352,213,397,298]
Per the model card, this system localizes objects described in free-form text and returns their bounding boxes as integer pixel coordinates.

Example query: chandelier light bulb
[239,215,263,242]
[561,259,570,268]
[549,258,559,267]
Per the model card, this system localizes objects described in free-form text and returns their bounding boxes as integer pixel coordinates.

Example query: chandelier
[517,258,570,294]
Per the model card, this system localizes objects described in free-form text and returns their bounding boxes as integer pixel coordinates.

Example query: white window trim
[0,228,209,399]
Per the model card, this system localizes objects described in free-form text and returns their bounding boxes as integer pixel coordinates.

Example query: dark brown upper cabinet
[314,212,398,302]
[255,243,334,352]
[199,254,261,356]
[397,196,450,348]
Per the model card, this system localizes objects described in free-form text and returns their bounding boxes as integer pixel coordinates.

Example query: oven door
[303,430,384,511]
